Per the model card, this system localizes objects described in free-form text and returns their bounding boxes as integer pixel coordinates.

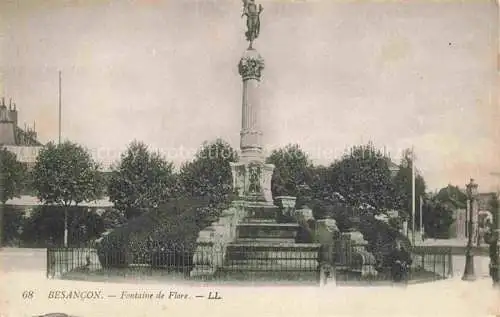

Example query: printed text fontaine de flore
[45,289,222,301]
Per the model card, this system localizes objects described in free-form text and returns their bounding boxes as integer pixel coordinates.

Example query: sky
[0,0,499,192]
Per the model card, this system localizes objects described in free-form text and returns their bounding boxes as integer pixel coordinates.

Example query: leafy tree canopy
[108,140,176,218]
[265,144,313,207]
[435,184,467,209]
[0,148,26,204]
[177,139,238,209]
[33,141,103,206]
[327,143,395,211]
[422,197,454,239]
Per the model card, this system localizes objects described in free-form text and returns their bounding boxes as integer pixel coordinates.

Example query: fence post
[447,251,453,277]
[433,254,436,277]
[319,243,334,286]
[46,248,49,279]
[442,253,446,279]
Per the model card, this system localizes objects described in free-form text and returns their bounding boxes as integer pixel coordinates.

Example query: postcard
[1,0,500,316]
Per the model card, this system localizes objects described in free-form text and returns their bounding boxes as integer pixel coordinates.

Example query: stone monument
[190,2,321,281]
[230,0,274,204]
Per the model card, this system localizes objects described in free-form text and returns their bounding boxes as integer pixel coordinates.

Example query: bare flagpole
[58,71,62,145]
[412,146,416,245]
[58,70,68,247]
[419,195,424,240]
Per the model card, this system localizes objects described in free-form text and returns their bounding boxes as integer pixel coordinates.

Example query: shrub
[358,214,410,269]
[96,197,211,269]
[309,199,354,232]
[308,198,410,269]
[2,205,26,246]
[100,208,128,230]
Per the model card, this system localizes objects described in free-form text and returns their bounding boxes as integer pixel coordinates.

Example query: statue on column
[242,0,263,48]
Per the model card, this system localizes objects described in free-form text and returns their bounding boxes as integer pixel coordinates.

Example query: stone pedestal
[231,161,274,204]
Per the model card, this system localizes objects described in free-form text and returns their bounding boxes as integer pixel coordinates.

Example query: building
[387,160,400,178]
[0,97,43,168]
[477,192,497,211]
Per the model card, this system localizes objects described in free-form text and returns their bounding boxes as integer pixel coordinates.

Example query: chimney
[1,97,4,106]
[8,100,18,125]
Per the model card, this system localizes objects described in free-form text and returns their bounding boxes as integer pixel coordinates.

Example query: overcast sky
[1,0,499,192]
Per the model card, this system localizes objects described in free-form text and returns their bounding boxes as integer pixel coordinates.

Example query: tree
[488,193,499,229]
[327,143,395,211]
[392,148,427,226]
[32,141,103,247]
[434,184,467,209]
[0,148,26,247]
[422,198,454,239]
[177,139,237,221]
[108,141,176,219]
[265,144,314,207]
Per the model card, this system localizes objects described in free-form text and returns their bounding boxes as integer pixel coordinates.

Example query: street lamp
[462,178,479,281]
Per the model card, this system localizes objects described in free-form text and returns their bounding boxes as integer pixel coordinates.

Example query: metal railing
[46,246,320,280]
[47,244,454,285]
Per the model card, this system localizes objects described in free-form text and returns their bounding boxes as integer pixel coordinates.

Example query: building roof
[387,160,399,171]
[15,126,42,146]
[6,195,114,207]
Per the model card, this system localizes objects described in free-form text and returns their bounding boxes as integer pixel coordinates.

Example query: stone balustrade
[334,231,378,278]
[190,200,249,278]
[276,196,296,220]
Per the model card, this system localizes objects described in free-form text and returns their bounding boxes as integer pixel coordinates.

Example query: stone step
[226,251,319,262]
[235,238,296,244]
[228,242,321,250]
[223,260,319,271]
[237,223,300,240]
[237,223,299,228]
[243,205,280,220]
[226,243,321,262]
[215,269,319,285]
[239,219,277,223]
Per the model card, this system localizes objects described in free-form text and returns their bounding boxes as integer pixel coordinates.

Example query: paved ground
[1,248,500,317]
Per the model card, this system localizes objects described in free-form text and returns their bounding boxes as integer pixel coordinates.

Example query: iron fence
[330,246,453,284]
[47,244,454,285]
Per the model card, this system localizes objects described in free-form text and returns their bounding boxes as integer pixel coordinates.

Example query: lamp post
[462,178,478,281]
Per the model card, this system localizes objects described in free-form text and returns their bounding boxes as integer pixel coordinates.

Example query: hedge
[96,197,213,269]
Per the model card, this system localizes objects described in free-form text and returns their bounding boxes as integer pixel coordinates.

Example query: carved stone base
[230,160,274,203]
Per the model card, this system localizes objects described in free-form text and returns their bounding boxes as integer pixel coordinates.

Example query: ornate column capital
[238,49,265,81]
